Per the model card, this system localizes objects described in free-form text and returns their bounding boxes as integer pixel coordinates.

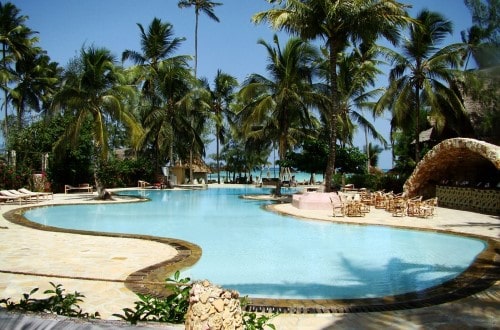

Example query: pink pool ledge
[292,192,340,210]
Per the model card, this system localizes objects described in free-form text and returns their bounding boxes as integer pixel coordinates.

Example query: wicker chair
[406,196,423,217]
[392,197,407,217]
[331,196,345,217]
[419,197,438,218]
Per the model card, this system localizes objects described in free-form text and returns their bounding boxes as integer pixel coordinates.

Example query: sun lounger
[0,190,27,204]
[0,195,23,204]
[138,180,150,188]
[18,188,53,200]
[8,189,40,202]
[64,184,93,194]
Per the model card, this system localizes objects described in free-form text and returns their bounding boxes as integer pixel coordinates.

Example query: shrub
[113,271,191,324]
[0,282,99,318]
[97,158,156,188]
[0,162,32,190]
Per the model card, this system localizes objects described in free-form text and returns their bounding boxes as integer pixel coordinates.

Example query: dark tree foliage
[286,138,367,175]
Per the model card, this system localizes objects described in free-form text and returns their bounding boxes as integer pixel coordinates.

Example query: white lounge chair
[8,189,39,202]
[0,190,26,204]
[18,188,53,200]
[65,184,93,194]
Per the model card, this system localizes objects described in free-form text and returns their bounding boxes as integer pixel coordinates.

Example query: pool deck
[0,189,498,329]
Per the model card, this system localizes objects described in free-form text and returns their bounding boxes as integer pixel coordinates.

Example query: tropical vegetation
[0,0,498,327]
[1,0,498,193]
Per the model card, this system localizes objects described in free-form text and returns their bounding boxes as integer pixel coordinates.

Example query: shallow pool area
[24,187,487,300]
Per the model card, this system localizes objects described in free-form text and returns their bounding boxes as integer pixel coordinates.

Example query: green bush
[0,282,99,319]
[242,312,276,330]
[113,271,191,325]
[337,172,408,193]
[0,163,32,189]
[97,158,156,188]
[240,296,277,330]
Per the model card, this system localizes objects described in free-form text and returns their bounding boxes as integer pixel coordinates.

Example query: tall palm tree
[374,10,466,163]
[364,142,384,168]
[9,48,60,128]
[461,25,489,70]
[253,0,411,192]
[123,18,190,171]
[52,46,143,198]
[0,1,38,134]
[139,56,198,174]
[334,43,388,148]
[237,35,322,195]
[462,0,500,68]
[177,0,222,77]
[122,18,186,102]
[202,69,238,184]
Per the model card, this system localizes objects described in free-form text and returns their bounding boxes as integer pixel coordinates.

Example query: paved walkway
[0,190,498,329]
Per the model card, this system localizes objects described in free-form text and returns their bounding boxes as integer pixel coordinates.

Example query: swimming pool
[24,187,487,300]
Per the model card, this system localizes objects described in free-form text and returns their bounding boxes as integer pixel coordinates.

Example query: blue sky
[11,0,473,169]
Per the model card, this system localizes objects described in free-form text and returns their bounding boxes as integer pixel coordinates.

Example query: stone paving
[0,189,498,329]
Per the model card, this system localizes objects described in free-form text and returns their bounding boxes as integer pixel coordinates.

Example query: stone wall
[185,280,243,330]
[436,185,500,215]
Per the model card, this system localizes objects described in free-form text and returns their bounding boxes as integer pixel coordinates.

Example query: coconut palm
[333,43,388,148]
[202,69,238,184]
[253,0,411,192]
[122,18,186,103]
[364,142,384,168]
[122,18,192,171]
[461,25,490,70]
[374,10,466,163]
[139,56,199,174]
[52,46,143,199]
[9,48,60,128]
[0,1,38,133]
[177,0,222,77]
[462,0,500,68]
[237,35,322,196]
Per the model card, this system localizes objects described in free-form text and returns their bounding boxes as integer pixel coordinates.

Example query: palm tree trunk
[189,149,193,183]
[189,13,199,184]
[216,125,220,184]
[93,144,111,200]
[2,44,8,136]
[324,40,340,193]
[365,126,370,173]
[415,85,421,163]
[194,12,199,77]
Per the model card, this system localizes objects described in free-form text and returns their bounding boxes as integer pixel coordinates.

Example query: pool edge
[4,202,499,314]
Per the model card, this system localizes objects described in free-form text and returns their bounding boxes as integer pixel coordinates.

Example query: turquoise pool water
[24,187,486,299]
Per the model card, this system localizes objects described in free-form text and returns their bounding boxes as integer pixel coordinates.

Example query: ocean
[207,168,324,184]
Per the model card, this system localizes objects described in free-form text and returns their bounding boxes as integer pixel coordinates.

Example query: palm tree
[122,18,186,103]
[364,142,384,168]
[9,48,60,128]
[334,43,388,148]
[462,0,500,68]
[202,69,238,184]
[253,0,411,192]
[237,35,322,195]
[139,56,199,176]
[0,1,38,134]
[52,46,143,198]
[461,25,490,70]
[177,0,222,77]
[374,10,466,163]
[123,18,191,172]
